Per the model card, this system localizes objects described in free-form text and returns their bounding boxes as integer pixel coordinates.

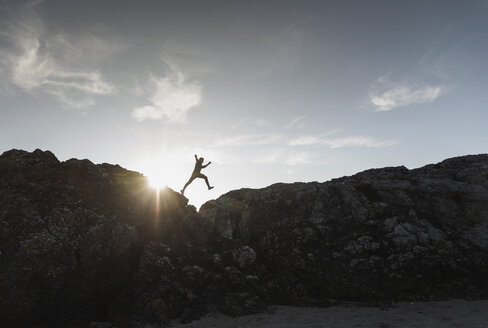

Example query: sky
[1,0,487,208]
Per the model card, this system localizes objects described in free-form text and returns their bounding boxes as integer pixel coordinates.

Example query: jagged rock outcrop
[0,149,263,327]
[1,149,487,327]
[0,149,193,326]
[200,154,488,304]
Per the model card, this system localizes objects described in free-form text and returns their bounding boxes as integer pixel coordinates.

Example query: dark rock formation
[0,149,262,327]
[0,149,191,326]
[200,154,488,304]
[1,149,487,327]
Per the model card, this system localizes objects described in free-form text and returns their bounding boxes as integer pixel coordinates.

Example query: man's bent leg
[197,173,213,190]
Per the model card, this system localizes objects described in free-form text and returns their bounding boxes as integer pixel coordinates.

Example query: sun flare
[139,156,185,191]
[147,172,167,190]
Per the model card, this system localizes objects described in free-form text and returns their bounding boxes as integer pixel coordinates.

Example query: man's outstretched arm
[202,161,212,168]
[194,154,198,161]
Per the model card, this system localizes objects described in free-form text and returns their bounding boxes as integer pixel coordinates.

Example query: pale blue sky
[1,0,487,207]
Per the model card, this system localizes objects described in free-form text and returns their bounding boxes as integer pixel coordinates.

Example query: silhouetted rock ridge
[201,154,488,305]
[1,149,487,327]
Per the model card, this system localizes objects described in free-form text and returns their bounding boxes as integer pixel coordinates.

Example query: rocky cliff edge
[1,149,487,327]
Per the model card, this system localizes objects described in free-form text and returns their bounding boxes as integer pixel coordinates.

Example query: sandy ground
[168,300,488,328]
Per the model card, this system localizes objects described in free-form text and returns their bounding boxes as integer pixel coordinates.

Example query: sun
[138,154,189,191]
[146,171,167,190]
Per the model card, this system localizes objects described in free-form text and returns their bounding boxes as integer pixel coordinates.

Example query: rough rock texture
[1,149,487,327]
[0,149,263,327]
[0,150,185,325]
[200,154,488,304]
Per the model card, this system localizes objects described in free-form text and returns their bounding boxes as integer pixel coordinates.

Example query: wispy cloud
[287,130,341,146]
[210,129,396,151]
[369,74,443,111]
[288,136,323,146]
[285,115,306,129]
[210,134,282,147]
[231,118,268,130]
[289,135,398,148]
[131,69,202,123]
[370,85,442,112]
[251,148,312,166]
[0,1,116,108]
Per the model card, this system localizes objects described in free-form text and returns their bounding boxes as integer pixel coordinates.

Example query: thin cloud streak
[210,134,282,147]
[231,118,268,130]
[211,130,395,150]
[325,136,399,148]
[289,135,399,148]
[285,115,306,129]
[288,136,322,146]
[251,148,312,166]
[287,130,341,146]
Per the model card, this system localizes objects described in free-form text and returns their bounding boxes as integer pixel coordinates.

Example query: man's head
[199,157,204,163]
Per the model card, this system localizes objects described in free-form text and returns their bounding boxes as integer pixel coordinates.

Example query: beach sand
[169,300,488,328]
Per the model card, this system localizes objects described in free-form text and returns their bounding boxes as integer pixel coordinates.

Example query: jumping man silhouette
[181,154,214,195]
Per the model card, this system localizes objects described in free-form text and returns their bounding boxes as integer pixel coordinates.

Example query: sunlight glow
[138,155,185,191]
[147,172,167,189]
[136,151,219,209]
